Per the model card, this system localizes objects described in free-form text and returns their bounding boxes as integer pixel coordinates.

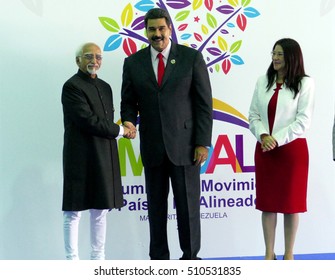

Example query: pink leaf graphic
[194,32,203,42]
[178,23,188,31]
[222,59,231,74]
[205,0,214,11]
[123,38,137,56]
[237,14,247,31]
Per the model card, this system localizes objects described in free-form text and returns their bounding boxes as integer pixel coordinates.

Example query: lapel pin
[171,59,176,64]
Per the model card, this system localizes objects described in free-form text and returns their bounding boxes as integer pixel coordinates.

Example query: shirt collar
[150,39,171,60]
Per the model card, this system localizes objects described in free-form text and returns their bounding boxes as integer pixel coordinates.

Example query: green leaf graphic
[206,13,217,28]
[242,0,251,7]
[99,17,120,32]
[230,40,242,53]
[175,10,190,21]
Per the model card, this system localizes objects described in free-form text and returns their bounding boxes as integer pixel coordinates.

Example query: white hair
[75,44,85,58]
[75,42,101,58]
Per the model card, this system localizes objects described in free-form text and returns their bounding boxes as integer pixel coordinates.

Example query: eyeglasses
[82,53,103,61]
[271,51,284,57]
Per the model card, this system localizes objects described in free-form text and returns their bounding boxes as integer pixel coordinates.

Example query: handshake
[122,121,137,139]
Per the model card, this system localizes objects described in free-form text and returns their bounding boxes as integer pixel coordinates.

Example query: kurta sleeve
[62,78,120,139]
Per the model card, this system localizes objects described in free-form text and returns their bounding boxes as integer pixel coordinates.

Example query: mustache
[88,63,99,68]
[151,35,164,41]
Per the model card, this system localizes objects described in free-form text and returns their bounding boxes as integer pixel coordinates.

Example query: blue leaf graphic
[243,7,260,18]
[134,0,155,12]
[104,34,122,51]
[227,23,235,28]
[230,55,244,65]
[181,33,192,40]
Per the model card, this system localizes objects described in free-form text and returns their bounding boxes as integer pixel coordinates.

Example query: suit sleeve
[120,57,139,126]
[192,51,213,147]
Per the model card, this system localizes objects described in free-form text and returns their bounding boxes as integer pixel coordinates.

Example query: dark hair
[144,8,172,28]
[266,38,307,98]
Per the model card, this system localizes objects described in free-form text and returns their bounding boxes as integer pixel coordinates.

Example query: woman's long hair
[266,38,308,98]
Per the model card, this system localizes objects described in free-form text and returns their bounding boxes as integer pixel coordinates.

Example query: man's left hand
[194,146,209,166]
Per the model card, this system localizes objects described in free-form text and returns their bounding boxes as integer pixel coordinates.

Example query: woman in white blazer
[249,38,315,260]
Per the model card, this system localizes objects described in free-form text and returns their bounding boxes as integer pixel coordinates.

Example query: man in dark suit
[120,8,213,260]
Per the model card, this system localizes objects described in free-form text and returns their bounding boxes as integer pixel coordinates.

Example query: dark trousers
[144,156,201,260]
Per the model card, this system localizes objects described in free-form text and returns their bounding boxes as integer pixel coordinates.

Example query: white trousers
[63,209,109,260]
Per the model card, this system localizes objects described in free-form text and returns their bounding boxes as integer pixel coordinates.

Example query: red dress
[254,83,309,214]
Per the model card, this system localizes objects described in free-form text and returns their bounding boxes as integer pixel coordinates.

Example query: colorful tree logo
[99,0,260,75]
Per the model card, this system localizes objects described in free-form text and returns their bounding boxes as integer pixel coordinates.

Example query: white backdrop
[0,0,334,260]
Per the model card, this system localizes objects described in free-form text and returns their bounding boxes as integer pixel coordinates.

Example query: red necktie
[157,53,165,86]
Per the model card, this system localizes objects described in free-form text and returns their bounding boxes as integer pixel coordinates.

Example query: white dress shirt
[150,40,171,82]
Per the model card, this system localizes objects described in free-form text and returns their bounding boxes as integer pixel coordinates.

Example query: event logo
[99,0,260,75]
[117,97,255,177]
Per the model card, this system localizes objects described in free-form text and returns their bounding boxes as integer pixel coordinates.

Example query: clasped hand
[123,121,137,139]
[261,134,277,152]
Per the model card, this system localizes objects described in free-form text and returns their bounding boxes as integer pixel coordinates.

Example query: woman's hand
[261,134,277,152]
